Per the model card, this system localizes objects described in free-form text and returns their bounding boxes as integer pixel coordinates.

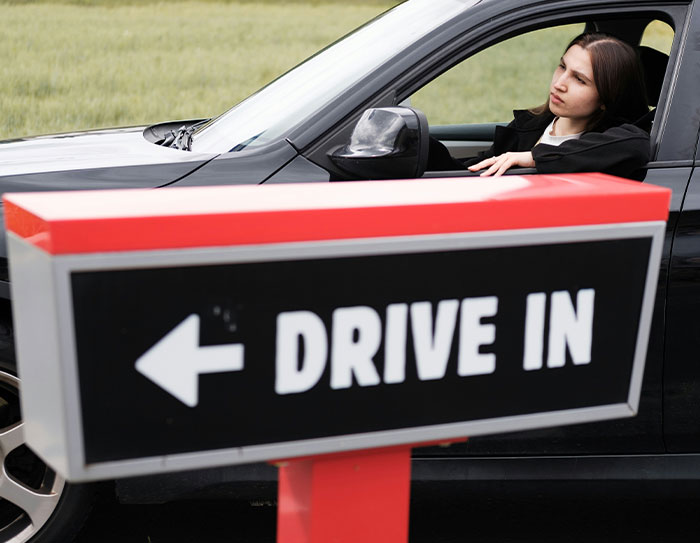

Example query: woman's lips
[550,92,564,105]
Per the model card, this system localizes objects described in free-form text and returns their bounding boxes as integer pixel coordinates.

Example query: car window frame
[401,11,686,171]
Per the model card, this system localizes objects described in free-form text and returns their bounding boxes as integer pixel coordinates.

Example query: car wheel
[0,316,94,543]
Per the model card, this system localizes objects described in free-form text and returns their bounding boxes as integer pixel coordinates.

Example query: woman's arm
[531,123,651,179]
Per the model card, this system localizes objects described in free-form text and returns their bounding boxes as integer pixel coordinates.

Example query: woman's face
[549,44,602,122]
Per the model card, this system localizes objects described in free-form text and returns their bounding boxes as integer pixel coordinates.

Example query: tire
[0,312,95,543]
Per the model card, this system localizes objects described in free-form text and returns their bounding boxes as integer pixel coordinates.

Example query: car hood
[0,126,217,177]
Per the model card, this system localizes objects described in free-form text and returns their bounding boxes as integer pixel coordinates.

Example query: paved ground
[75,481,700,542]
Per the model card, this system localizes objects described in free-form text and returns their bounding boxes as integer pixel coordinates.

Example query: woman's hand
[468,151,535,177]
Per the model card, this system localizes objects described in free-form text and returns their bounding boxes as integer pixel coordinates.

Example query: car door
[661,0,700,452]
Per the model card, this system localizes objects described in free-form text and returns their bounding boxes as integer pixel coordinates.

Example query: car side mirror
[328,107,429,180]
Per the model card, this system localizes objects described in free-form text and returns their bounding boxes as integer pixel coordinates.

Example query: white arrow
[135,313,244,408]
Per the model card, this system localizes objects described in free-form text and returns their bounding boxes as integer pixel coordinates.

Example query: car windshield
[191,0,476,154]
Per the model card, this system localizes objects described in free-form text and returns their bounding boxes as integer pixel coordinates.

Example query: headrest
[638,46,669,107]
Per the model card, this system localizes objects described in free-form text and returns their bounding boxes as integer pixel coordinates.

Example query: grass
[0,2,675,140]
[1,0,393,4]
[0,1,397,139]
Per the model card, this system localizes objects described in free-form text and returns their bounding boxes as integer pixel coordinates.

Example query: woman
[429,33,651,179]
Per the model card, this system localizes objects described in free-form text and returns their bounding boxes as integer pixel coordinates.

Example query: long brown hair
[531,33,648,131]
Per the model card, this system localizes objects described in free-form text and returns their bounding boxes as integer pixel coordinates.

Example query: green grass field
[0,1,674,140]
[0,1,397,139]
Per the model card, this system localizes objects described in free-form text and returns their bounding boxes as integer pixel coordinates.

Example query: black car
[0,0,698,541]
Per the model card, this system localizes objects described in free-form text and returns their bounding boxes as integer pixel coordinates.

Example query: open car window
[410,19,674,165]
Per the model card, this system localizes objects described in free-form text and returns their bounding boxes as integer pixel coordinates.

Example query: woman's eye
[576,76,585,84]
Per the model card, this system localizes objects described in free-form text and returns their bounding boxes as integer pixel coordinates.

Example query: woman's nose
[553,76,567,91]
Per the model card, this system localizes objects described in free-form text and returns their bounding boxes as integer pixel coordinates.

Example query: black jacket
[428,110,651,180]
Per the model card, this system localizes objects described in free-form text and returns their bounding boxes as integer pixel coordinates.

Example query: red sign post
[276,447,412,543]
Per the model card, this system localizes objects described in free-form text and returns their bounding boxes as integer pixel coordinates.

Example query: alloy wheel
[0,369,65,543]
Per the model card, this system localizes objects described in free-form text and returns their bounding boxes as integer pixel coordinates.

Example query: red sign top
[3,174,670,255]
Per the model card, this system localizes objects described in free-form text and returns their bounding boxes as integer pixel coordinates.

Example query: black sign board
[71,235,651,464]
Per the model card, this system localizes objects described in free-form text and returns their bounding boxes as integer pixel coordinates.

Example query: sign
[4,174,669,481]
